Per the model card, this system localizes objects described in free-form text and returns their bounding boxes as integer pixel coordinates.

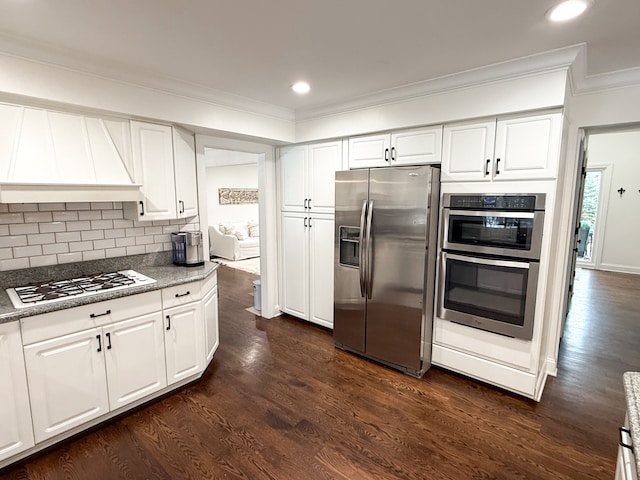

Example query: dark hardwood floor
[2,266,639,479]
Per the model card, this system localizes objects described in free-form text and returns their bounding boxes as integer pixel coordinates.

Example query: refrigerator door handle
[365,200,374,299]
[358,200,368,297]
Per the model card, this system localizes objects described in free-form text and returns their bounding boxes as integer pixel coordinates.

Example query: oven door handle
[444,252,532,269]
[445,210,536,218]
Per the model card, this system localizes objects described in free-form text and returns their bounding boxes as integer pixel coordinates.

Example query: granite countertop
[623,372,640,474]
[0,252,218,324]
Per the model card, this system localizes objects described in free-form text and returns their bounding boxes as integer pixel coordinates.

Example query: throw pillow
[248,220,259,238]
[219,223,235,235]
[234,227,249,241]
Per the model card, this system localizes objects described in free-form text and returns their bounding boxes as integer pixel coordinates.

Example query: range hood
[0,103,141,203]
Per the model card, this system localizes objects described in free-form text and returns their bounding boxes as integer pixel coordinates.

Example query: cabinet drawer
[21,290,162,345]
[161,281,201,308]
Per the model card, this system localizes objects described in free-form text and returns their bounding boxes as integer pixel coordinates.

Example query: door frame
[195,135,279,319]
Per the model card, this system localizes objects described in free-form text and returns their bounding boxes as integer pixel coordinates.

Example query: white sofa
[209,221,259,261]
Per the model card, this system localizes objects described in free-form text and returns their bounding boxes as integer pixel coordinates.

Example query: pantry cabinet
[279,141,342,214]
[441,112,562,182]
[0,322,34,461]
[125,121,198,221]
[348,126,443,169]
[280,212,334,328]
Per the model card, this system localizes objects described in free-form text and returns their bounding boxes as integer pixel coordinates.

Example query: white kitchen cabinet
[279,141,342,214]
[24,327,110,443]
[616,414,638,480]
[0,322,34,461]
[164,301,205,385]
[125,121,198,221]
[280,212,334,328]
[104,313,167,410]
[348,126,443,169]
[441,112,562,182]
[203,279,219,364]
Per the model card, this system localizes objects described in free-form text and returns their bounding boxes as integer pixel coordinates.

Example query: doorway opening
[575,168,603,265]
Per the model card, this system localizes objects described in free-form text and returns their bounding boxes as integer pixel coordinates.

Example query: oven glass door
[443,210,544,259]
[439,252,538,340]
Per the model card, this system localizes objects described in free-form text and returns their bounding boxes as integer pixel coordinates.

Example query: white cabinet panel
[348,134,390,169]
[279,145,308,212]
[391,126,443,166]
[105,313,167,410]
[309,142,342,214]
[493,113,562,181]
[203,285,219,364]
[0,322,34,462]
[129,121,176,220]
[173,127,199,218]
[24,328,109,443]
[309,216,335,328]
[441,121,496,182]
[281,212,309,319]
[164,302,204,385]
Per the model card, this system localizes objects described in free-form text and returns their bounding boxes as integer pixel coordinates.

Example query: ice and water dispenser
[338,226,360,267]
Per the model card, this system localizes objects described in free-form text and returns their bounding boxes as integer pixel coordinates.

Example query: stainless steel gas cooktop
[6,270,156,308]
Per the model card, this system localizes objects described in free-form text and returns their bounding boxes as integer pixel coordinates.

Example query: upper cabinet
[348,126,443,169]
[0,102,140,203]
[279,140,342,214]
[441,112,562,182]
[124,121,198,221]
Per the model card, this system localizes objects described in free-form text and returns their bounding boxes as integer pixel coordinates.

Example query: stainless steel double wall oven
[438,193,546,340]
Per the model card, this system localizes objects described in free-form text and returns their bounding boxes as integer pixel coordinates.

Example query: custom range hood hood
[0,102,141,203]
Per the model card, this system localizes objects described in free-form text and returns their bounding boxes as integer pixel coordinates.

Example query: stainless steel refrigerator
[334,165,440,377]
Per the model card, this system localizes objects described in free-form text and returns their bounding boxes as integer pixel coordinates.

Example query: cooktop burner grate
[7,270,156,308]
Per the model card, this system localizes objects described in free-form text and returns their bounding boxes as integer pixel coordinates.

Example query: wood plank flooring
[1,266,639,479]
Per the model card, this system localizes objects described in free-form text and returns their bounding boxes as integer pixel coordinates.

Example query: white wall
[587,130,640,274]
[206,163,259,225]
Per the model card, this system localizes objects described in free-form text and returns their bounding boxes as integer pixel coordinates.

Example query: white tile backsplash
[0,202,199,271]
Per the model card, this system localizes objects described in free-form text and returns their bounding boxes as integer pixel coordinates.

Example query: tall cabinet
[279,141,341,328]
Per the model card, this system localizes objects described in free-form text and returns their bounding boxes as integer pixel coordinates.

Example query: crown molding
[295,45,585,121]
[0,31,295,122]
[569,46,640,95]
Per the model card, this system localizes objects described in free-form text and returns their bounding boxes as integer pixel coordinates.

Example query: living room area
[204,148,261,277]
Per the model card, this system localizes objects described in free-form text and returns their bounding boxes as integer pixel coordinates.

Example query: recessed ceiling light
[291,81,311,94]
[547,0,590,22]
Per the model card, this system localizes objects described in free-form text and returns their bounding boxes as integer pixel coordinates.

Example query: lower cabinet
[203,281,219,364]
[280,212,334,328]
[9,270,220,467]
[164,301,204,385]
[24,312,167,443]
[616,414,638,480]
[0,322,34,461]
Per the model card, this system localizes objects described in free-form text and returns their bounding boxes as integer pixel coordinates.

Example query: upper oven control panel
[444,194,544,211]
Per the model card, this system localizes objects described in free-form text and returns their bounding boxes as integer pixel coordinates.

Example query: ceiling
[0,0,639,114]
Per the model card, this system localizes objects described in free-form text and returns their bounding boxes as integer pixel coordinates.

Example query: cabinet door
[308,141,342,214]
[280,212,309,319]
[104,313,167,410]
[129,121,177,220]
[164,302,205,385]
[173,127,199,218]
[493,113,562,181]
[441,120,496,182]
[348,134,390,169]
[309,215,335,328]
[24,328,109,443]
[203,285,219,364]
[279,145,308,212]
[391,126,443,166]
[0,322,34,461]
